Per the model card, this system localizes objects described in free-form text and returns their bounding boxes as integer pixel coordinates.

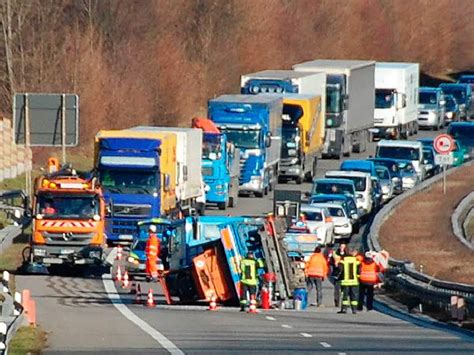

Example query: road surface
[17,127,474,353]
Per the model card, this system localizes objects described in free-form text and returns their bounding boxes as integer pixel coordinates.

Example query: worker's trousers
[306,277,323,306]
[341,285,358,312]
[357,283,375,311]
[240,283,257,309]
[330,276,341,307]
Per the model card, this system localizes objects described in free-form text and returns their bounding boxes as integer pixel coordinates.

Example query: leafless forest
[0,0,472,148]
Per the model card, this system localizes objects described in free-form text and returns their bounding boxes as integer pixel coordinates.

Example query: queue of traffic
[26,58,474,310]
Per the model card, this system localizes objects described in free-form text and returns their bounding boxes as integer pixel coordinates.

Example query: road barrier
[367,161,474,322]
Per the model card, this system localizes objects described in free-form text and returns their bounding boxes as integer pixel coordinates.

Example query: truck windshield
[100,168,157,194]
[377,146,420,160]
[281,128,299,158]
[283,104,304,125]
[375,89,394,109]
[326,86,341,114]
[221,129,260,149]
[441,87,466,103]
[313,182,354,196]
[37,194,99,219]
[202,133,222,160]
[419,92,437,105]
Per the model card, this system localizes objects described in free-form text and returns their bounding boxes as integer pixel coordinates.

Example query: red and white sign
[433,134,455,155]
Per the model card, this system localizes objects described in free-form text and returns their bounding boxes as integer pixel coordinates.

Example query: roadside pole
[24,93,31,197]
[443,164,446,195]
[433,134,455,196]
[61,94,67,164]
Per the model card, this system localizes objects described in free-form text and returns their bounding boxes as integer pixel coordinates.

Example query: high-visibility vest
[305,253,328,278]
[146,234,160,258]
[240,258,259,286]
[340,256,360,286]
[359,260,379,284]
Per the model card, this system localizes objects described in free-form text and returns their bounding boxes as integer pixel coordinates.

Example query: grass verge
[0,232,29,273]
[9,325,47,354]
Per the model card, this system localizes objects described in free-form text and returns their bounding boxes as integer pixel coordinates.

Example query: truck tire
[414,122,418,134]
[228,195,236,208]
[295,176,303,185]
[255,190,264,198]
[217,202,226,210]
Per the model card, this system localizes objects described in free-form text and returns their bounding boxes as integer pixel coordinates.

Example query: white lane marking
[265,316,276,321]
[300,332,312,338]
[338,353,347,355]
[103,248,184,355]
[320,342,332,348]
[281,324,292,329]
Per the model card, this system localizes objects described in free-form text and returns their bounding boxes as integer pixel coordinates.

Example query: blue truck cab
[145,216,258,302]
[417,87,446,130]
[208,95,282,198]
[96,137,165,244]
[201,132,240,210]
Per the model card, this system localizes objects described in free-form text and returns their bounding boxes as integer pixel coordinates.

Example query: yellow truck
[276,94,325,184]
[94,130,177,244]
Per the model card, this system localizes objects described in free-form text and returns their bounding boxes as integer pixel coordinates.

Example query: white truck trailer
[371,62,419,140]
[130,126,205,215]
[293,60,375,159]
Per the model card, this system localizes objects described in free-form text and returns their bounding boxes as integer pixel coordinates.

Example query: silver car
[397,160,420,191]
[375,166,394,202]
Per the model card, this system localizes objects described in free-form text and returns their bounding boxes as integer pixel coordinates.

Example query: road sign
[433,134,454,155]
[434,152,453,165]
[13,93,79,146]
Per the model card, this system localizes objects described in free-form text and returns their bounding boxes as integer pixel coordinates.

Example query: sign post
[433,134,455,195]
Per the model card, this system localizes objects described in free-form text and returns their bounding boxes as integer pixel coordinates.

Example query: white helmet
[148,225,157,233]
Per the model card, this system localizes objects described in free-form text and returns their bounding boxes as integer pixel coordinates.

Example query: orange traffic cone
[146,288,155,308]
[208,295,218,311]
[134,283,142,304]
[116,245,123,260]
[122,271,130,288]
[248,295,258,314]
[115,266,122,282]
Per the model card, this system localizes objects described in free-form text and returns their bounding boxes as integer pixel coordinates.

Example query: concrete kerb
[452,191,474,251]
[464,208,474,244]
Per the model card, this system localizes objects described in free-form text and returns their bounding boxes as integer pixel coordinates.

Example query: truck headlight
[382,185,389,194]
[446,112,453,119]
[127,256,139,264]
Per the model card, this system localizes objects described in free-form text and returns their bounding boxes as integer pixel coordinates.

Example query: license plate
[60,249,75,255]
[118,234,133,240]
[369,128,379,133]
[138,264,145,270]
[329,130,336,142]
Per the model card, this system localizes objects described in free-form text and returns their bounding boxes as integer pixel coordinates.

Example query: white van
[375,140,426,181]
[325,170,373,216]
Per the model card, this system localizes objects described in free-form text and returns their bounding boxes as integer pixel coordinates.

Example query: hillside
[0,0,472,150]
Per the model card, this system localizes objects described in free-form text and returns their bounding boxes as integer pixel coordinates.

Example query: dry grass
[9,325,47,354]
[380,164,474,284]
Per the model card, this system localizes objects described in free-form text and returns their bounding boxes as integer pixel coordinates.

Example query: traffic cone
[122,270,130,288]
[146,288,155,308]
[115,266,122,282]
[116,245,123,260]
[134,283,142,304]
[248,295,258,314]
[208,295,217,311]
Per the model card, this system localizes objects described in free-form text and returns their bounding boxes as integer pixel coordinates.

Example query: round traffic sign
[433,134,455,154]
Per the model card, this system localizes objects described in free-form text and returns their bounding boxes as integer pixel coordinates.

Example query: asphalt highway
[16,127,474,353]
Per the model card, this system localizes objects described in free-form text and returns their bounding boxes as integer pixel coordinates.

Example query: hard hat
[148,225,157,233]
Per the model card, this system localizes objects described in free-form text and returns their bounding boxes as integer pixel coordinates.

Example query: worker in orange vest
[42,200,56,215]
[145,225,160,282]
[305,246,329,307]
[357,252,381,311]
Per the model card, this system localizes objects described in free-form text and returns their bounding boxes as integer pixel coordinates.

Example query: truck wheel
[255,190,264,198]
[228,196,236,208]
[295,176,303,185]
[218,202,226,210]
[264,185,268,196]
[414,122,418,134]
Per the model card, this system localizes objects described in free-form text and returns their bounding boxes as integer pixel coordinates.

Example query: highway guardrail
[367,160,474,321]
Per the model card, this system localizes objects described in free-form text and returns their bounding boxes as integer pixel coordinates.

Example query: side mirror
[423,159,429,164]
[343,94,349,110]
[163,174,171,192]
[265,133,271,148]
[351,213,359,220]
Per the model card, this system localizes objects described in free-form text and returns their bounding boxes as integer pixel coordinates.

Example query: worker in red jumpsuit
[145,225,160,282]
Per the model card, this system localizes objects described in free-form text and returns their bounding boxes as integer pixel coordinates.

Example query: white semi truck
[371,62,419,140]
[293,60,375,159]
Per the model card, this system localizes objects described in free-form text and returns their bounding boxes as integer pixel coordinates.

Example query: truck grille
[374,118,384,124]
[419,111,429,115]
[111,219,138,235]
[43,231,94,246]
[113,204,151,217]
[202,166,213,176]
